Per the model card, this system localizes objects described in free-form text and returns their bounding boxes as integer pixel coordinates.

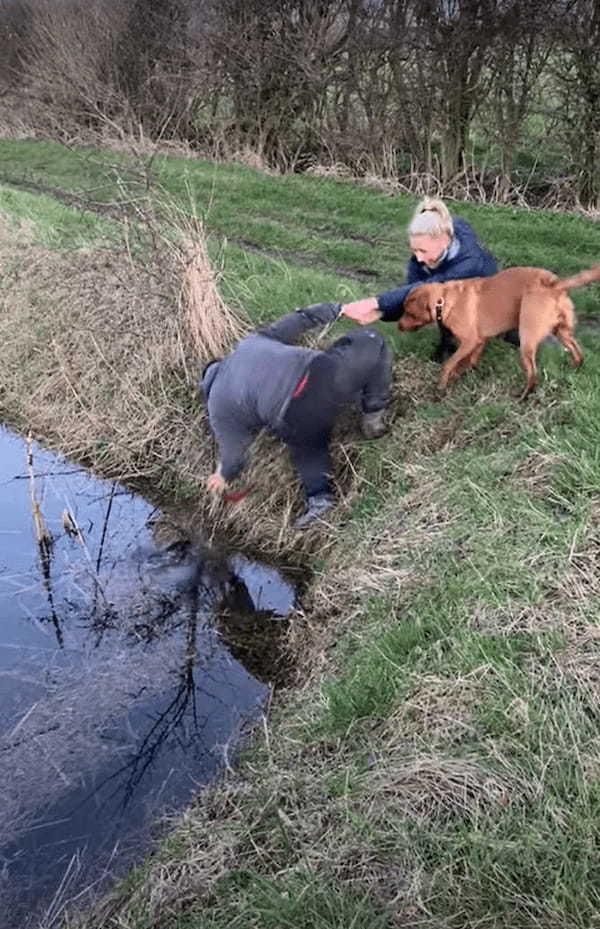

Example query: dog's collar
[435,298,445,322]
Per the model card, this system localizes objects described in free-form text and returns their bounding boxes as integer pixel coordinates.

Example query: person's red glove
[223,488,251,503]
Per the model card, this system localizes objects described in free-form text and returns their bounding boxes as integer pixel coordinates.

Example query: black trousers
[276,329,392,498]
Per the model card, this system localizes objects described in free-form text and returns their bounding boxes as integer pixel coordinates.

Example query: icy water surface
[0,427,295,928]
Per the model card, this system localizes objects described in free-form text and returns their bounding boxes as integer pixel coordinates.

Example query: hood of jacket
[201,360,222,400]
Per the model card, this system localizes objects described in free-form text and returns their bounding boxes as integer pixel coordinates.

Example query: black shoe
[361,409,388,439]
[502,329,520,348]
[293,493,335,529]
[431,342,456,363]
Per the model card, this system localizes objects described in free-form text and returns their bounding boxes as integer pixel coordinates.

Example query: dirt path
[0,173,384,283]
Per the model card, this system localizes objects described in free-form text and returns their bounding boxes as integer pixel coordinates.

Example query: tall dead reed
[179,228,250,363]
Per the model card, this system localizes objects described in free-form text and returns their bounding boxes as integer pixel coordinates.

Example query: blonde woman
[342,198,509,361]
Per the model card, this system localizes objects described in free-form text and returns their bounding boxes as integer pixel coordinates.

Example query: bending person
[202,302,392,529]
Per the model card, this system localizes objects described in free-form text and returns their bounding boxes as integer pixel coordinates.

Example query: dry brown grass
[181,233,251,361]
[382,672,482,749]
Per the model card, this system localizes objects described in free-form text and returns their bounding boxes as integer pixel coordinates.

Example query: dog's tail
[553,264,600,292]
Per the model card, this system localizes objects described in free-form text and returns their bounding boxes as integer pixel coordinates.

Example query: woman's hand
[341,298,382,325]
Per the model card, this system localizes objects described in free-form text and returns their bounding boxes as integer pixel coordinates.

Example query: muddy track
[2,173,599,326]
[0,173,386,284]
[0,172,127,220]
[230,236,381,282]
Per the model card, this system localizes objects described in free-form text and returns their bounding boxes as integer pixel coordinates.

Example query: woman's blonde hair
[408,198,453,239]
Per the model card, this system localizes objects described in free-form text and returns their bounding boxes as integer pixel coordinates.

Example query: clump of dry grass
[141,190,252,363]
[306,162,355,180]
[180,231,250,362]
[382,672,482,749]
[230,146,278,175]
[359,754,522,825]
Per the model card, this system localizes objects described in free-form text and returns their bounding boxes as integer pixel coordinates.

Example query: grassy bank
[2,140,600,928]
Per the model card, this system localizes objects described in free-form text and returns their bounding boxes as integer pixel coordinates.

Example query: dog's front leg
[438,339,483,391]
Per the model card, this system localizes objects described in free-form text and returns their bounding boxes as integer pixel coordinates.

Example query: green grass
[0,182,119,249]
[2,140,600,929]
[196,872,396,929]
[1,138,600,313]
[299,331,600,926]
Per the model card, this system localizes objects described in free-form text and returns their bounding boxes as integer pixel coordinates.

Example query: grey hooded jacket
[202,302,341,481]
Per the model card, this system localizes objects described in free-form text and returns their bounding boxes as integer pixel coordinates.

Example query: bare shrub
[9,0,127,138]
[125,189,252,363]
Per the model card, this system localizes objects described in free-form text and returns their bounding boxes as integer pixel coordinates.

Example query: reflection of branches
[26,433,64,648]
[60,502,112,619]
[129,592,187,643]
[0,722,61,754]
[73,583,206,817]
[95,482,117,575]
[37,537,64,649]
[21,438,124,648]
[10,469,85,481]
[118,671,199,810]
[113,581,207,810]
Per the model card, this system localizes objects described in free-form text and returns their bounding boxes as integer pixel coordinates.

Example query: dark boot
[293,493,335,529]
[361,409,388,439]
[431,321,457,363]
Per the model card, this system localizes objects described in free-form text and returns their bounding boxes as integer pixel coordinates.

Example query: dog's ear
[406,286,429,318]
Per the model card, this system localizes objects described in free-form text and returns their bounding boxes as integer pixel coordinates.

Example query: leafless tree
[0,0,32,88]
[0,0,597,205]
[550,0,600,208]
[112,0,195,139]
[482,1,558,200]
[1,0,127,137]
[197,0,349,166]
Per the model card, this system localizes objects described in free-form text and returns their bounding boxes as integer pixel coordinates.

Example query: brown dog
[399,265,600,399]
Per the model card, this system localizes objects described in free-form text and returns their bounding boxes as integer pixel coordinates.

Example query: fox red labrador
[399,265,600,399]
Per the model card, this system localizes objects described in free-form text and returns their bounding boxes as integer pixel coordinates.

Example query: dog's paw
[516,385,535,402]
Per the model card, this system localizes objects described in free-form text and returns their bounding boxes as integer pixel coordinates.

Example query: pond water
[0,427,296,928]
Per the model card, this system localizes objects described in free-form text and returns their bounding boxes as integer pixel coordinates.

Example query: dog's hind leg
[555,296,584,368]
[518,293,559,400]
[556,327,584,367]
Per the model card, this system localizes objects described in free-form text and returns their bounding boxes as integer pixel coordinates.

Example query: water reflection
[0,427,294,928]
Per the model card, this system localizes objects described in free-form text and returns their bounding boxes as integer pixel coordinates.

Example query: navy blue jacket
[377,218,499,321]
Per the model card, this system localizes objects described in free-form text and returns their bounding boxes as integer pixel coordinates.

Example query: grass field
[2,139,600,928]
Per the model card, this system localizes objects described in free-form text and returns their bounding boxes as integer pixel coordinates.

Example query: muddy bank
[0,426,298,928]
